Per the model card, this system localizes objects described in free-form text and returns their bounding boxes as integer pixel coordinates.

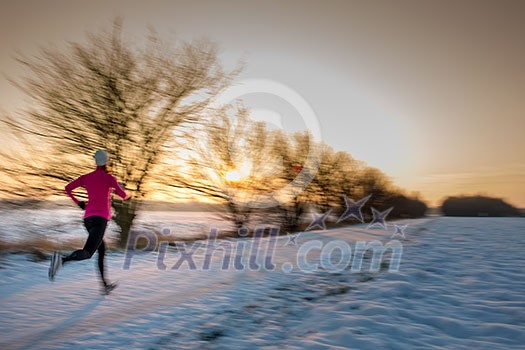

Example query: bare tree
[174,113,325,233]
[0,19,238,246]
[161,105,287,231]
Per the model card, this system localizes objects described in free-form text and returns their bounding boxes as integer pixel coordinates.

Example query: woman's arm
[65,176,84,205]
[111,176,130,200]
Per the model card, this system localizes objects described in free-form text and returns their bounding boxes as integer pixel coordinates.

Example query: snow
[1,215,525,349]
[0,209,228,244]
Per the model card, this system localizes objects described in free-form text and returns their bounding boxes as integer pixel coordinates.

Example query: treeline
[166,110,428,233]
[268,142,429,232]
[441,196,520,217]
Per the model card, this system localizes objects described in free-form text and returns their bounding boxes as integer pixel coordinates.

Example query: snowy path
[1,217,524,349]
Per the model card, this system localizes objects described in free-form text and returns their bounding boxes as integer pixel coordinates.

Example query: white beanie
[94,150,109,166]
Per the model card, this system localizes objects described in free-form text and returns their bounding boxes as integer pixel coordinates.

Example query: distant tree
[158,104,328,234]
[441,195,519,217]
[0,19,237,246]
[162,106,284,231]
[352,166,393,221]
[270,131,319,232]
[382,194,428,218]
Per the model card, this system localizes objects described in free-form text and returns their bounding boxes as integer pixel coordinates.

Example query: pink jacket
[65,166,129,220]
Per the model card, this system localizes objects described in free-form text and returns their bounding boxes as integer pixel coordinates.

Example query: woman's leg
[97,239,108,287]
[63,216,108,263]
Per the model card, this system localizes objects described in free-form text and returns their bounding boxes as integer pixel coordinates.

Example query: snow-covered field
[0,209,230,244]
[1,215,524,349]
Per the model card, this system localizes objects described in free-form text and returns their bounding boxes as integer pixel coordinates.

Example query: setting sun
[224,162,252,182]
[225,170,242,181]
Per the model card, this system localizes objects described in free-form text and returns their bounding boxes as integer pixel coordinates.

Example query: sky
[1,0,524,207]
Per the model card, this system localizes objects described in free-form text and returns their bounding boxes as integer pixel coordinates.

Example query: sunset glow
[0,0,524,207]
[225,170,241,182]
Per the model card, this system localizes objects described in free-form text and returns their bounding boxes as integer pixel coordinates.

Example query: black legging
[63,216,109,286]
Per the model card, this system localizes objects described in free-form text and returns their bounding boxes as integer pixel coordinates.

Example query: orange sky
[1,0,524,207]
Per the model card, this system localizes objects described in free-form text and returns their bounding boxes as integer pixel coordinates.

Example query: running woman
[49,150,129,295]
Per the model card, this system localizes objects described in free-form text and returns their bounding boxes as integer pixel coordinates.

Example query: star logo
[305,210,332,231]
[367,207,393,230]
[391,224,408,238]
[337,194,371,223]
[284,232,301,246]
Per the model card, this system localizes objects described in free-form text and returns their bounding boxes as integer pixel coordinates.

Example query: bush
[382,194,428,218]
